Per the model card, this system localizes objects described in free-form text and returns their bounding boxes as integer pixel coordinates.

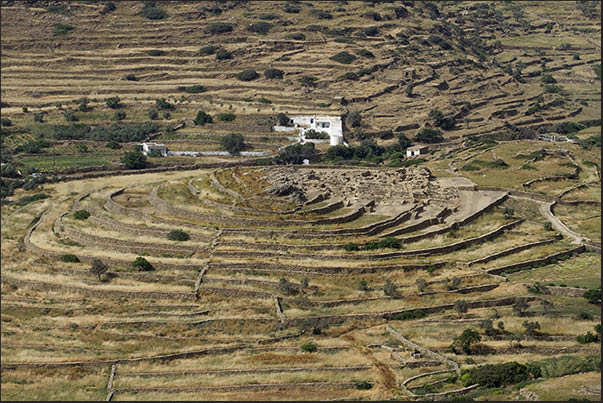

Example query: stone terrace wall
[467,235,562,266]
[486,245,586,275]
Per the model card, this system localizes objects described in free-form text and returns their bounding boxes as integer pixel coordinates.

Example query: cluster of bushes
[584,287,601,304]
[303,129,328,140]
[416,127,445,143]
[121,151,147,169]
[15,193,49,207]
[15,139,51,154]
[460,362,538,387]
[461,159,508,171]
[428,108,456,130]
[273,143,316,165]
[53,23,74,36]
[338,65,380,81]
[47,122,160,143]
[343,237,401,252]
[390,310,427,321]
[326,135,414,166]
[310,9,332,19]
[147,49,165,56]
[132,257,154,271]
[217,113,236,122]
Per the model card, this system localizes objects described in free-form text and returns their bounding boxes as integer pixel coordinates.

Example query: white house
[406,145,429,158]
[141,142,167,157]
[274,115,344,146]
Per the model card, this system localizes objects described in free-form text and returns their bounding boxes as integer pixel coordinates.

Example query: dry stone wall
[486,245,586,275]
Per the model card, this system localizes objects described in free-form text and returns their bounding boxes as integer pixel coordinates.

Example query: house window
[310,118,314,124]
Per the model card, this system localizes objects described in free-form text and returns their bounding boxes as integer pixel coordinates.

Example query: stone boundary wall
[208,261,448,275]
[298,199,344,216]
[119,365,377,378]
[58,221,203,256]
[558,183,587,199]
[387,325,459,373]
[467,235,562,266]
[105,189,147,220]
[557,199,601,206]
[112,381,366,394]
[486,245,586,275]
[479,186,556,202]
[2,277,196,301]
[381,208,447,237]
[88,213,212,242]
[210,170,243,200]
[538,285,589,298]
[150,184,368,228]
[523,170,579,189]
[303,284,499,308]
[213,219,523,261]
[198,286,274,300]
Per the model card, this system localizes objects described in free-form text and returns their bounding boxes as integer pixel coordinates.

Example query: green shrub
[147,109,159,120]
[206,23,234,35]
[364,26,380,36]
[543,222,553,231]
[141,5,167,20]
[339,72,359,81]
[355,48,375,58]
[343,243,359,251]
[362,11,381,21]
[258,97,272,104]
[177,85,206,93]
[61,254,80,263]
[199,45,220,55]
[578,311,594,320]
[147,49,165,56]
[530,355,601,378]
[330,51,357,64]
[132,257,154,272]
[301,341,317,352]
[220,133,245,155]
[155,98,174,110]
[53,23,74,36]
[121,151,147,169]
[298,76,318,86]
[355,381,372,390]
[258,13,280,20]
[167,229,190,241]
[106,141,121,149]
[105,96,121,109]
[584,288,601,304]
[311,9,332,19]
[283,5,300,13]
[113,110,126,121]
[416,127,444,143]
[217,113,236,122]
[273,143,316,164]
[73,209,90,220]
[247,22,273,34]
[195,111,213,126]
[286,33,305,40]
[304,129,329,140]
[264,68,284,79]
[236,69,259,81]
[215,49,232,60]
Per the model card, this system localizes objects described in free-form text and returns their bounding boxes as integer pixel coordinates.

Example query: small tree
[195,110,213,126]
[451,328,481,354]
[167,229,190,241]
[346,111,362,128]
[121,151,148,169]
[63,110,78,122]
[584,288,601,304]
[416,278,427,292]
[220,133,245,155]
[105,96,121,109]
[276,113,290,126]
[384,279,398,297]
[359,279,368,291]
[114,110,126,121]
[155,98,175,110]
[132,257,154,272]
[512,299,529,316]
[454,300,469,318]
[89,259,108,282]
[301,341,317,352]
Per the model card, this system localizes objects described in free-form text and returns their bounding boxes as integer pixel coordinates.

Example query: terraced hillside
[0,1,601,175]
[1,160,601,400]
[0,0,601,401]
